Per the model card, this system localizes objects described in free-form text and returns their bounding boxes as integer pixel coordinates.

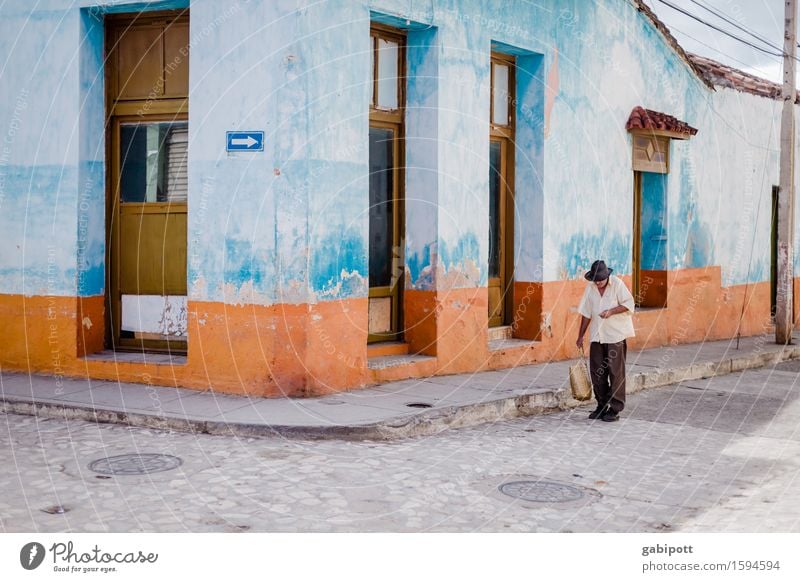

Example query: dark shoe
[601,410,619,422]
[588,406,607,420]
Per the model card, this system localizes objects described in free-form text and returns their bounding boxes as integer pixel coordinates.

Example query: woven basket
[569,349,592,401]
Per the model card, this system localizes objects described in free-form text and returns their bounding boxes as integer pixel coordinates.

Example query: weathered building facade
[1,0,798,397]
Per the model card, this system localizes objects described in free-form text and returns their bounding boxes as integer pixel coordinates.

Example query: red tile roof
[688,53,800,103]
[636,2,796,103]
[626,106,698,137]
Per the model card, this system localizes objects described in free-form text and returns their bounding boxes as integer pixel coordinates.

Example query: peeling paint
[220,281,271,307]
[540,311,553,338]
[314,269,368,301]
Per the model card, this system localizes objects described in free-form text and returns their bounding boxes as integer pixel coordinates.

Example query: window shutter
[165,127,188,202]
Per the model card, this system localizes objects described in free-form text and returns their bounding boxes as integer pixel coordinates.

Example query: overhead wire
[687,0,785,54]
[654,0,797,60]
[668,20,782,73]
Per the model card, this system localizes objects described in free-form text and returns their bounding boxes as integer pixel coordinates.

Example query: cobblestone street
[2,367,799,533]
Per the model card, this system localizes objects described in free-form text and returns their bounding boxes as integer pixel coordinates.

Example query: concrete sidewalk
[2,332,799,440]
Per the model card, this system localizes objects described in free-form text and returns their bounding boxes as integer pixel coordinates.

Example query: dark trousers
[589,340,627,413]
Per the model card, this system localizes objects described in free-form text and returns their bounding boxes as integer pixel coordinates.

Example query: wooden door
[488,53,515,328]
[106,12,189,352]
[368,25,405,343]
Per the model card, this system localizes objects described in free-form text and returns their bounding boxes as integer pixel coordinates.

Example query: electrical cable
[688,0,784,55]
[654,0,794,60]
[668,20,782,73]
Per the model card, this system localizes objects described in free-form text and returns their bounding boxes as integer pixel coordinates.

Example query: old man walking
[576,260,635,422]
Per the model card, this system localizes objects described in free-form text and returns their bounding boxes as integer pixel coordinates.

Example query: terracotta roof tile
[626,106,698,136]
[688,53,800,102]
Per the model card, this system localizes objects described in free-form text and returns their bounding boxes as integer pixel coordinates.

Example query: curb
[3,342,799,440]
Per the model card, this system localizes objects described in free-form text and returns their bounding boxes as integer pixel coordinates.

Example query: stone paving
[2,366,799,533]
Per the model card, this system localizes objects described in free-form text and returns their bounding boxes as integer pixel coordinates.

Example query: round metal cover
[89,453,182,476]
[498,480,585,503]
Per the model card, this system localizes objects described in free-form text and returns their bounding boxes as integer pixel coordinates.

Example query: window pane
[120,122,189,203]
[489,141,502,278]
[377,39,398,110]
[369,127,394,287]
[492,63,509,126]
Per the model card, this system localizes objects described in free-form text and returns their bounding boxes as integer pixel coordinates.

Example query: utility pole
[777,0,797,345]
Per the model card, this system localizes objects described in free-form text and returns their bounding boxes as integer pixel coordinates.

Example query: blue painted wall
[1,0,797,309]
[0,4,81,297]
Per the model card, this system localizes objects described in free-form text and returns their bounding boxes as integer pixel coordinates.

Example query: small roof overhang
[626,106,698,140]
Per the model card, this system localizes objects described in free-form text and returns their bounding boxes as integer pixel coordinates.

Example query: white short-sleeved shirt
[577,275,636,344]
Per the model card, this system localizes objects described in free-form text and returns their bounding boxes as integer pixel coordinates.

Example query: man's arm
[576,316,590,349]
[599,304,629,318]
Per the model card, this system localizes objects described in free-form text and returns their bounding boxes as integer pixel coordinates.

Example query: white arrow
[231,135,258,148]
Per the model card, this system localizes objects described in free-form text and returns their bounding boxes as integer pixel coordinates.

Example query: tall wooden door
[488,53,515,327]
[106,12,189,352]
[368,25,406,343]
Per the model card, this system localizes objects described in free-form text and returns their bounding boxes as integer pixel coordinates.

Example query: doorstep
[82,350,188,366]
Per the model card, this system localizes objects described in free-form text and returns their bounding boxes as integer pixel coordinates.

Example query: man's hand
[600,305,628,319]
[576,335,584,349]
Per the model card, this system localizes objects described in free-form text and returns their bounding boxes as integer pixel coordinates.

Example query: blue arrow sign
[226,131,264,152]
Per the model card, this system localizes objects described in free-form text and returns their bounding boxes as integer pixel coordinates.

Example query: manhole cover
[89,453,182,476]
[498,480,585,503]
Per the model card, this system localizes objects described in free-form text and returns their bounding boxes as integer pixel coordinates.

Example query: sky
[646,0,787,82]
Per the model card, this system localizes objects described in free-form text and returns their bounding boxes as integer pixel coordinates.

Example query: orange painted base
[0,268,792,397]
[403,289,438,356]
[0,294,92,373]
[639,269,668,308]
[511,281,543,340]
[402,286,491,367]
[431,286,488,374]
[0,294,369,397]
[372,286,489,383]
